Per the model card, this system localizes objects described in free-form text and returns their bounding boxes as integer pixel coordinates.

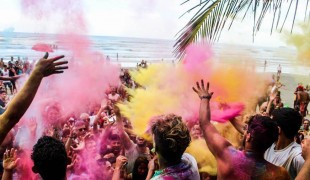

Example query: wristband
[200,95,211,100]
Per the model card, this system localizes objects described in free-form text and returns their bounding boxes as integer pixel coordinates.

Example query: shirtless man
[296,86,310,117]
[193,80,289,180]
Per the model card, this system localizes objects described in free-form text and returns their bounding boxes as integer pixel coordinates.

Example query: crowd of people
[0,55,309,180]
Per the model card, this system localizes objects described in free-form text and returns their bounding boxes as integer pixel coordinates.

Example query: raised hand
[115,155,128,169]
[192,80,214,100]
[34,52,68,77]
[3,148,20,171]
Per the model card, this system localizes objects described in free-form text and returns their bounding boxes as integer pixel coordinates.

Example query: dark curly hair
[247,115,278,152]
[31,136,67,180]
[271,108,302,139]
[151,114,191,163]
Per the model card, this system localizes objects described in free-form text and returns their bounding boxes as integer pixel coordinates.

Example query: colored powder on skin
[186,123,240,175]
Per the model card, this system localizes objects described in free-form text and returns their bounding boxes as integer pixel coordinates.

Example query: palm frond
[174,0,310,58]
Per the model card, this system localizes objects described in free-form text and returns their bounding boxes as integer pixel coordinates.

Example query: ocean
[0,32,308,75]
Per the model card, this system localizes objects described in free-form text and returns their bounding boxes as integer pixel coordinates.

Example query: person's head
[151,114,191,163]
[45,106,60,122]
[271,108,302,139]
[190,124,202,139]
[0,90,6,101]
[136,136,147,148]
[3,65,7,70]
[80,113,90,128]
[111,87,117,95]
[244,115,278,153]
[303,119,310,131]
[132,157,149,180]
[31,136,67,180]
[74,120,87,137]
[297,85,304,91]
[108,133,121,155]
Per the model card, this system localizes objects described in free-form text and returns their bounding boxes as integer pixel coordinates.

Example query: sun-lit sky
[0,0,308,47]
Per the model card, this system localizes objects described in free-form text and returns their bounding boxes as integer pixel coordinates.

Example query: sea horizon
[1,31,307,76]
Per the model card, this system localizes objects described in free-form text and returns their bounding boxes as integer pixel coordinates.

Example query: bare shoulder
[267,163,290,180]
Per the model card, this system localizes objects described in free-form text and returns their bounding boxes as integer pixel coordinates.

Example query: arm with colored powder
[296,137,310,180]
[93,100,106,132]
[112,155,128,180]
[0,53,68,144]
[193,80,232,158]
[114,105,135,150]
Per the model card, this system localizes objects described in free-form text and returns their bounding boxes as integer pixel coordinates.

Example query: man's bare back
[298,91,310,103]
[216,148,289,180]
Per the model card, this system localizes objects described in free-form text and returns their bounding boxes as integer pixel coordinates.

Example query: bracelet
[200,95,211,100]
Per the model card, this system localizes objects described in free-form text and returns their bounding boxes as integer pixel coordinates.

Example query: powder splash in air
[119,44,266,136]
[286,23,310,64]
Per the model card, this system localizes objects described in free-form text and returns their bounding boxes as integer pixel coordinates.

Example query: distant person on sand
[264,60,267,72]
[0,58,4,69]
[277,64,282,78]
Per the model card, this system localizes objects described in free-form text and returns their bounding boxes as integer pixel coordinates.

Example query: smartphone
[108,115,116,122]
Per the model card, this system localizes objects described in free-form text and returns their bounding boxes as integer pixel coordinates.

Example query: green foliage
[174,0,310,58]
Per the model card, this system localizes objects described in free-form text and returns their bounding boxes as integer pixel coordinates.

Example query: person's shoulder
[275,166,290,180]
[182,153,197,163]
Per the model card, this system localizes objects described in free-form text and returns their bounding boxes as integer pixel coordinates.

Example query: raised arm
[265,93,276,116]
[229,117,246,135]
[193,80,232,158]
[0,53,68,144]
[114,105,134,150]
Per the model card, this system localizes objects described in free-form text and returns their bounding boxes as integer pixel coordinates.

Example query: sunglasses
[78,128,87,132]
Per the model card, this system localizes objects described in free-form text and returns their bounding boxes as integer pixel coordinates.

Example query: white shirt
[264,142,304,179]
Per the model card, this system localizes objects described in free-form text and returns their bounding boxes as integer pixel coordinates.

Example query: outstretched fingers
[51,55,65,62]
[3,150,7,160]
[201,79,205,90]
[196,81,201,90]
[54,61,68,66]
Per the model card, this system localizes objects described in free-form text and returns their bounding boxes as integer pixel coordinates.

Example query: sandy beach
[270,73,310,118]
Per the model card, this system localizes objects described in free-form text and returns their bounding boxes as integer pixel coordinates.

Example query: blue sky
[0,0,308,47]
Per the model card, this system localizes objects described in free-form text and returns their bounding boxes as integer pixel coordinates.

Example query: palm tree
[174,0,310,57]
